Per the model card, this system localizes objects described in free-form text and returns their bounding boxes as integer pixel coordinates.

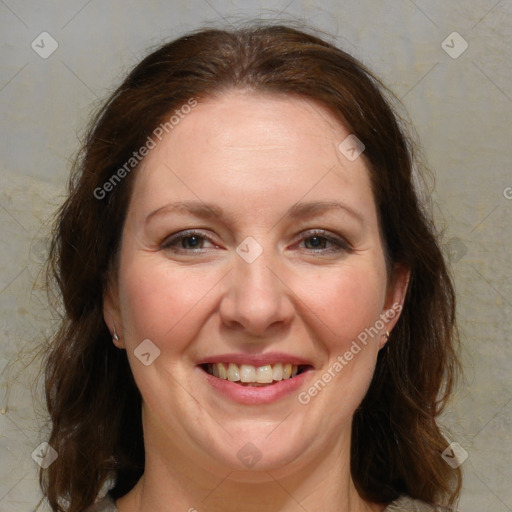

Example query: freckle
[17,307,28,315]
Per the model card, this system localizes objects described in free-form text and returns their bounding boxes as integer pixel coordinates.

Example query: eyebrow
[145,199,364,225]
[145,201,224,225]
[286,201,364,224]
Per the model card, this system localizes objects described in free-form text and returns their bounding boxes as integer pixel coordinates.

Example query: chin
[199,435,311,481]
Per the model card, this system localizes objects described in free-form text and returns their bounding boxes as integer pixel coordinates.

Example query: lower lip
[200,368,311,405]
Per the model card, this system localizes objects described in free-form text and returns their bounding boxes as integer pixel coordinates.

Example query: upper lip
[196,352,314,368]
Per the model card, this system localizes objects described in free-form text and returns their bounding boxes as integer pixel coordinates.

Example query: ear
[379,262,410,348]
[103,278,125,349]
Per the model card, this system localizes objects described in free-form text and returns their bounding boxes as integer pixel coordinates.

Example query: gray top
[84,494,458,511]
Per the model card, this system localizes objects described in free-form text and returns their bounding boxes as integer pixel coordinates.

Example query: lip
[199,366,312,405]
[195,352,314,367]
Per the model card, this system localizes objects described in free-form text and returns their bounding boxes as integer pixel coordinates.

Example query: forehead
[127,91,375,221]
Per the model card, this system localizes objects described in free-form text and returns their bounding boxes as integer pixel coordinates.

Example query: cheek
[118,256,221,352]
[116,259,218,408]
[303,261,387,347]
[296,265,386,419]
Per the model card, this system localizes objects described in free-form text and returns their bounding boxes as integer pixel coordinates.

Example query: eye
[297,230,351,254]
[161,230,218,252]
[303,235,330,250]
[160,229,351,255]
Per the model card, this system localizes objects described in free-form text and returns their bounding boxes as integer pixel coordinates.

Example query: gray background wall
[0,1,511,511]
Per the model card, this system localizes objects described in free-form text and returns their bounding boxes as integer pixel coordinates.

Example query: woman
[41,24,462,512]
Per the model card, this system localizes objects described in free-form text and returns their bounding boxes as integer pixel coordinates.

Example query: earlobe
[387,262,410,311]
[112,322,120,343]
[379,330,391,349]
[103,281,125,349]
[380,263,411,347]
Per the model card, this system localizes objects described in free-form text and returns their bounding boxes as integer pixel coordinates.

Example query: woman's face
[105,91,408,478]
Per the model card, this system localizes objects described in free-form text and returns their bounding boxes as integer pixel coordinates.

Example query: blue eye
[304,235,329,249]
[161,229,351,255]
[300,232,350,253]
[162,230,214,252]
[177,235,204,249]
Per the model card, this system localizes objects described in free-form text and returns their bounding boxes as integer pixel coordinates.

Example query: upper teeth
[209,363,299,383]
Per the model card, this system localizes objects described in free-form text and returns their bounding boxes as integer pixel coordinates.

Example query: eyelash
[161,229,351,254]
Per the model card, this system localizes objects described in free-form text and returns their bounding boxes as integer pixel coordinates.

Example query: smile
[201,362,312,386]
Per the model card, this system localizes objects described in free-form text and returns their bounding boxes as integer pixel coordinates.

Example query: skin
[104,90,409,512]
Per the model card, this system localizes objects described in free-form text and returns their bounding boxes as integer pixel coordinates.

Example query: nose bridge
[237,247,278,294]
[220,242,292,333]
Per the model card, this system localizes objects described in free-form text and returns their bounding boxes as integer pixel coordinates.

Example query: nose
[218,248,294,338]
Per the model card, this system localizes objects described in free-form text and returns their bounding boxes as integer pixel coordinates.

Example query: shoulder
[384,495,460,512]
[82,495,118,512]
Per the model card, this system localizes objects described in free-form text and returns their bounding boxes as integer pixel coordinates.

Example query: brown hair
[41,23,462,511]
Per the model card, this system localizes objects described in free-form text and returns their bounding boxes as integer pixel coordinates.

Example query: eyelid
[292,229,352,252]
[161,229,218,250]
[161,228,352,253]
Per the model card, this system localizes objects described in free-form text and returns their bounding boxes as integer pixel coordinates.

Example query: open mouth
[200,362,313,387]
